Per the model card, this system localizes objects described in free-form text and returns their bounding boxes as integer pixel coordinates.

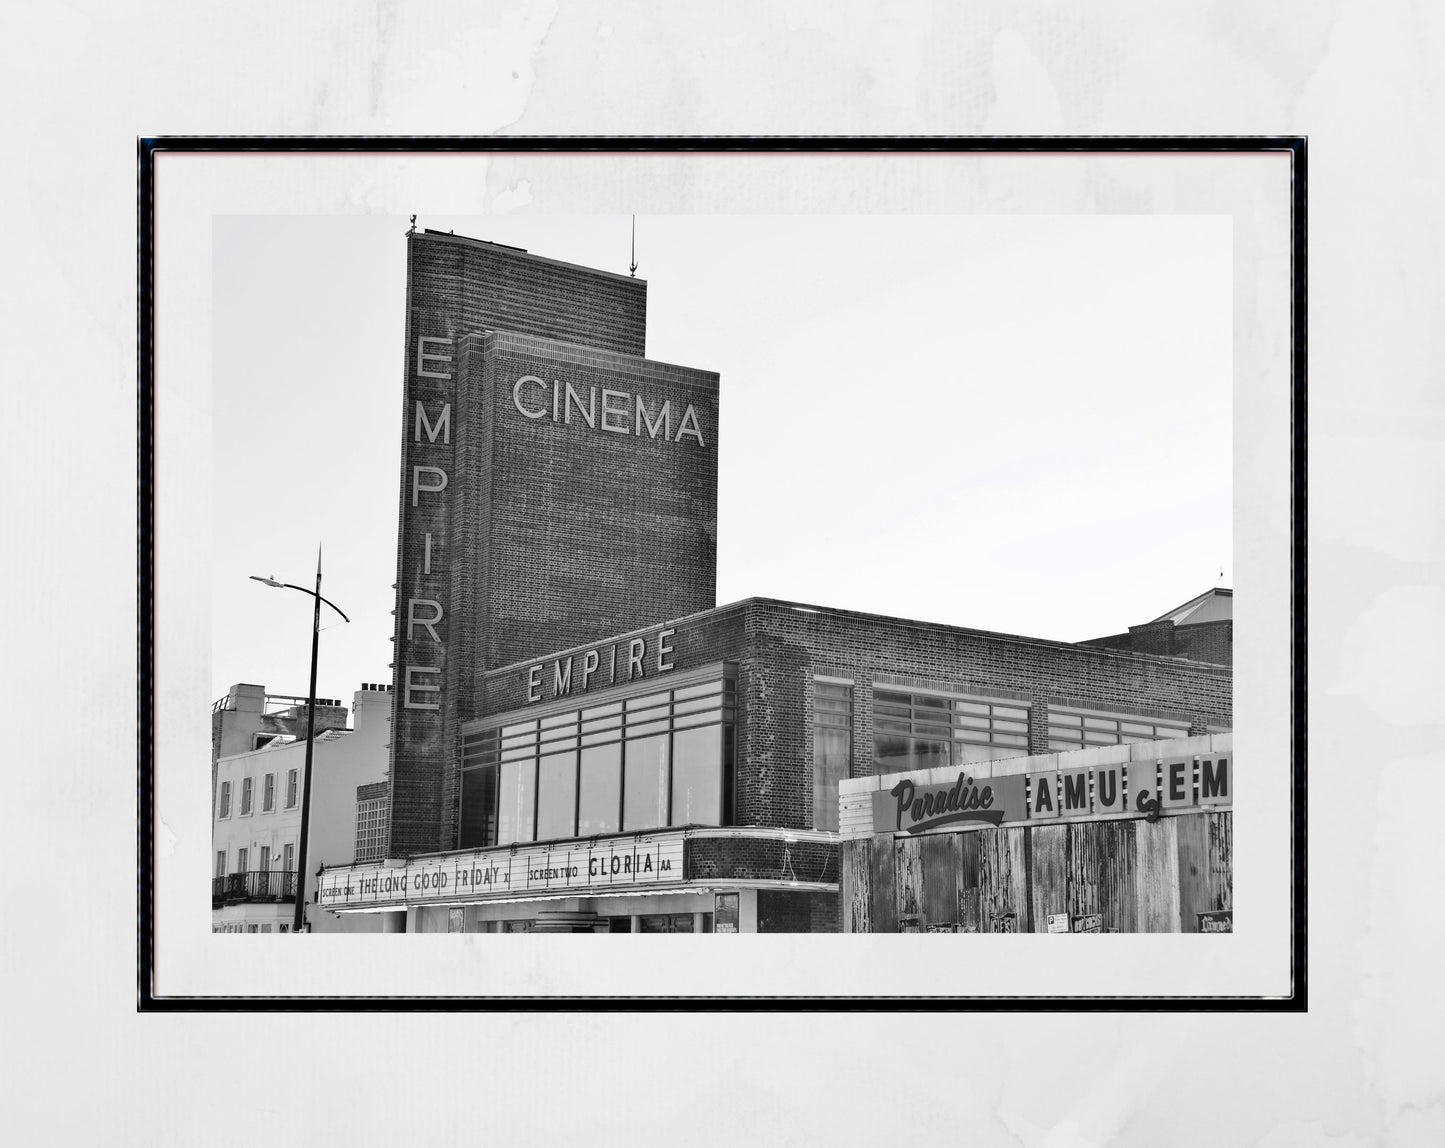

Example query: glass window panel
[915,695,950,711]
[581,729,624,747]
[671,725,722,827]
[1084,732,1118,746]
[1083,717,1118,731]
[672,710,721,730]
[1157,726,1190,738]
[914,721,953,739]
[673,680,723,701]
[537,733,578,752]
[500,745,535,762]
[502,721,535,738]
[577,743,621,836]
[626,692,670,711]
[622,733,669,832]
[458,767,497,849]
[993,719,1028,734]
[628,718,670,739]
[536,750,578,841]
[957,742,1025,764]
[497,759,536,844]
[995,707,1029,721]
[673,695,723,716]
[874,734,951,774]
[581,715,622,734]
[955,701,990,715]
[872,701,911,717]
[626,705,669,726]
[582,701,622,719]
[954,714,991,730]
[501,733,536,750]
[1049,712,1082,726]
[814,698,851,713]
[813,726,850,831]
[994,733,1029,746]
[1120,722,1156,736]
[540,711,577,729]
[873,691,910,705]
[873,718,911,734]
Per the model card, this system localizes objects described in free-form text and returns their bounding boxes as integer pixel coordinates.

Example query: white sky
[212,213,1230,705]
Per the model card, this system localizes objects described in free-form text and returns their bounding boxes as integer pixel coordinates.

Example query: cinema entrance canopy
[317,824,838,933]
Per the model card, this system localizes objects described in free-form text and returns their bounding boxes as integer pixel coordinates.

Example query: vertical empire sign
[390,309,456,855]
[406,334,453,713]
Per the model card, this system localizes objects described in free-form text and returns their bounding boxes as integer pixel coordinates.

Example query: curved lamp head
[249,575,285,588]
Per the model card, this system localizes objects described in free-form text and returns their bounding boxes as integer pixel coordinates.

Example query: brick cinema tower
[388,230,720,856]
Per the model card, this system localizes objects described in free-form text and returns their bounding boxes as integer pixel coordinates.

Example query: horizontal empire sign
[318,833,684,910]
[872,754,1231,837]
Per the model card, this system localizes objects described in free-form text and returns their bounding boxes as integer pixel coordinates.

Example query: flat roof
[412,228,645,286]
[481,595,1235,681]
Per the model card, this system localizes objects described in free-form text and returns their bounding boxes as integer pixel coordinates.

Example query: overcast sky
[212,213,1231,706]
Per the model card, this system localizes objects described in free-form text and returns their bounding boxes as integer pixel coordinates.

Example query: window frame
[459,663,737,847]
[218,780,232,819]
[262,772,276,813]
[240,776,254,817]
[285,768,299,809]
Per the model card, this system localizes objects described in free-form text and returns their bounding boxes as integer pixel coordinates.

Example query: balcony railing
[212,870,297,907]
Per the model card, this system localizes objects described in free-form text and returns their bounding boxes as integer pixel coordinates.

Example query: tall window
[218,781,232,819]
[355,797,388,862]
[459,674,735,848]
[1046,705,1190,751]
[813,680,852,831]
[285,769,298,809]
[214,850,226,878]
[240,776,254,816]
[263,773,276,813]
[283,843,295,873]
[873,688,1030,775]
[237,847,249,873]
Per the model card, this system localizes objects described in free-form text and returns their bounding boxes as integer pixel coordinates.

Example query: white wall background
[2,2,1441,1145]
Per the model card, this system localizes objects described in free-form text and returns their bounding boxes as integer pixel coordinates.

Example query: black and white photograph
[146,145,1294,1002]
[6,1,1442,1143]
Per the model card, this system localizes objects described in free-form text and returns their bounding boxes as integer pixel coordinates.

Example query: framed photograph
[141,138,1302,1006]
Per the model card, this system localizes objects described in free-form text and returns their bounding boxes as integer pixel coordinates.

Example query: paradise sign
[871,755,1231,836]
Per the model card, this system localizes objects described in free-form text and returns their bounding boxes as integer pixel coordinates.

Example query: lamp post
[250,547,349,934]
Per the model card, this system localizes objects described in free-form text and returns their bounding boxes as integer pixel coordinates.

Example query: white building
[212,684,392,933]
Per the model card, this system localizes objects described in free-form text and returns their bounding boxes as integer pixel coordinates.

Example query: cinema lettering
[871,755,1232,836]
[316,832,684,910]
[527,628,676,703]
[512,375,707,447]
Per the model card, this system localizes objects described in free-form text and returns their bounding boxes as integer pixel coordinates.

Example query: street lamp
[250,547,349,934]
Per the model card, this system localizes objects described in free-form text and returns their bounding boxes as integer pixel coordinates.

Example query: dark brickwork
[685,838,837,886]
[479,598,1233,839]
[1081,620,1233,666]
[388,232,717,857]
[756,890,839,934]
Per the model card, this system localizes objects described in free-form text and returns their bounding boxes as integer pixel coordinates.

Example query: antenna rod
[630,215,638,278]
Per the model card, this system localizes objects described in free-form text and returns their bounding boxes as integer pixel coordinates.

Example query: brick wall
[388,233,715,857]
[1081,620,1233,666]
[685,838,837,885]
[478,598,1232,839]
[756,890,839,934]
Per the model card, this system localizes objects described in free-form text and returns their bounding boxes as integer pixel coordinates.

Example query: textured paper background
[4,2,1441,1144]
